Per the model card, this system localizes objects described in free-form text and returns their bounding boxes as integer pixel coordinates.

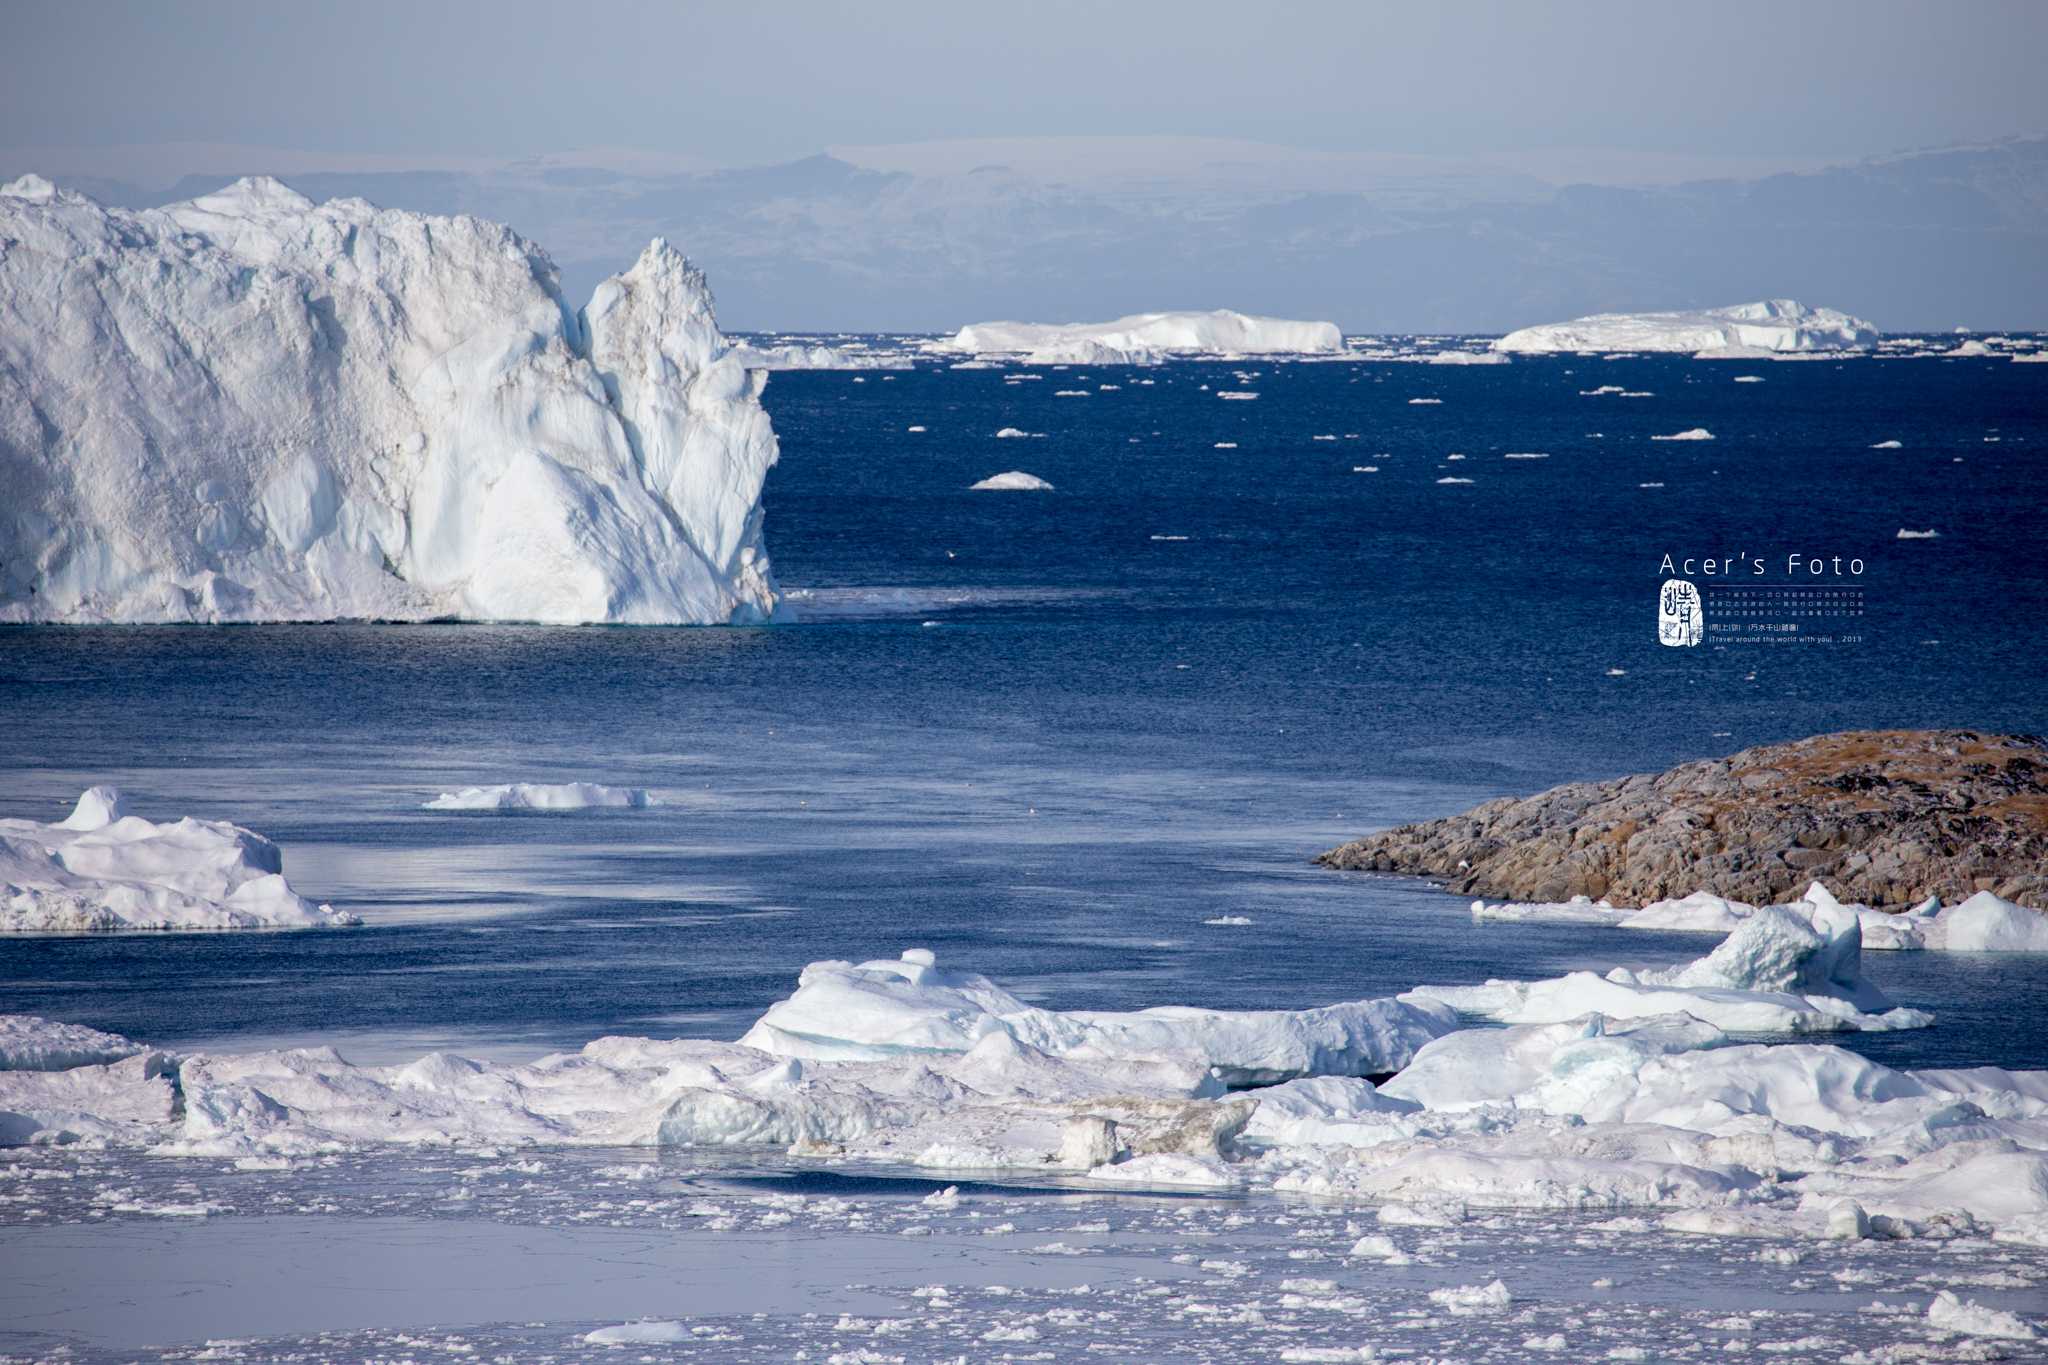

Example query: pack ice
[0,174,778,624]
[12,923,2048,1240]
[1492,300,1878,355]
[0,787,356,932]
[939,310,1344,363]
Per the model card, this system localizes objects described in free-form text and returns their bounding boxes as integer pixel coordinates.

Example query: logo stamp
[1658,579,1703,647]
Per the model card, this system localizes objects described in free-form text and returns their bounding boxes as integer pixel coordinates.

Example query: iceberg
[1466,881,2045,953]
[422,782,656,811]
[737,951,1456,1087]
[969,471,1054,491]
[1406,905,1931,1034]
[939,310,1344,360]
[1925,891,2048,952]
[1493,300,1877,355]
[0,1015,147,1072]
[1,787,357,932]
[0,174,778,624]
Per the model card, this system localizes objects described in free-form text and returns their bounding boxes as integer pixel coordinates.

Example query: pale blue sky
[8,0,2046,176]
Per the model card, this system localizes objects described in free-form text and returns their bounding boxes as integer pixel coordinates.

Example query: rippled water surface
[4,351,2046,1067]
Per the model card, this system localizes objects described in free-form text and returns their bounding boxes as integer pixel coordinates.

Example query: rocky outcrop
[1318,731,2048,910]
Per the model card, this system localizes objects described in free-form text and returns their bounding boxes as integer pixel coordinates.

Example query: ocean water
[2,349,2045,1073]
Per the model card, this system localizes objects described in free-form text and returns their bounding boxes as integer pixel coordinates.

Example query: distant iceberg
[969,471,1054,491]
[1493,300,1877,355]
[938,309,1344,361]
[0,175,779,624]
[422,782,657,811]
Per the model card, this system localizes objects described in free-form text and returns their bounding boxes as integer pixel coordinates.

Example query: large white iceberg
[0,787,356,932]
[940,309,1344,361]
[1493,299,1877,355]
[0,174,778,624]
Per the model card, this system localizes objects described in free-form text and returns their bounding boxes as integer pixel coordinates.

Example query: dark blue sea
[3,348,2044,1072]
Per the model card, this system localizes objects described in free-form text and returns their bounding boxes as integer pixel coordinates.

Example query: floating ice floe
[0,1015,147,1071]
[1410,902,1929,1033]
[939,310,1343,360]
[1651,428,1715,441]
[0,176,778,625]
[1896,528,1940,540]
[1872,439,1904,449]
[1494,301,1877,355]
[971,471,1054,491]
[422,782,657,812]
[0,787,356,932]
[993,427,1043,439]
[10,933,2048,1240]
[1470,880,2048,953]
[737,951,1455,1087]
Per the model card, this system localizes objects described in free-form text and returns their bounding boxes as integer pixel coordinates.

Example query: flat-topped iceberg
[0,786,357,932]
[1493,299,1877,355]
[940,309,1344,361]
[422,782,657,811]
[0,174,778,624]
[738,950,1456,1087]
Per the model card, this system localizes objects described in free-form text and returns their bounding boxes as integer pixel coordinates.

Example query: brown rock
[1317,730,2048,910]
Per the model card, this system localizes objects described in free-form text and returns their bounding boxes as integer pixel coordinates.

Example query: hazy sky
[8,1,2047,180]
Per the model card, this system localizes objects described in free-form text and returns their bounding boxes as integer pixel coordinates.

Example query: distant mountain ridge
[18,136,2046,332]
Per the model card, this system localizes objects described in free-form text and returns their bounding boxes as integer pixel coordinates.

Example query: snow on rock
[738,951,1458,1087]
[422,782,656,811]
[1493,300,1877,355]
[0,175,778,624]
[1405,905,1930,1033]
[969,471,1054,491]
[0,787,357,932]
[941,310,1344,359]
